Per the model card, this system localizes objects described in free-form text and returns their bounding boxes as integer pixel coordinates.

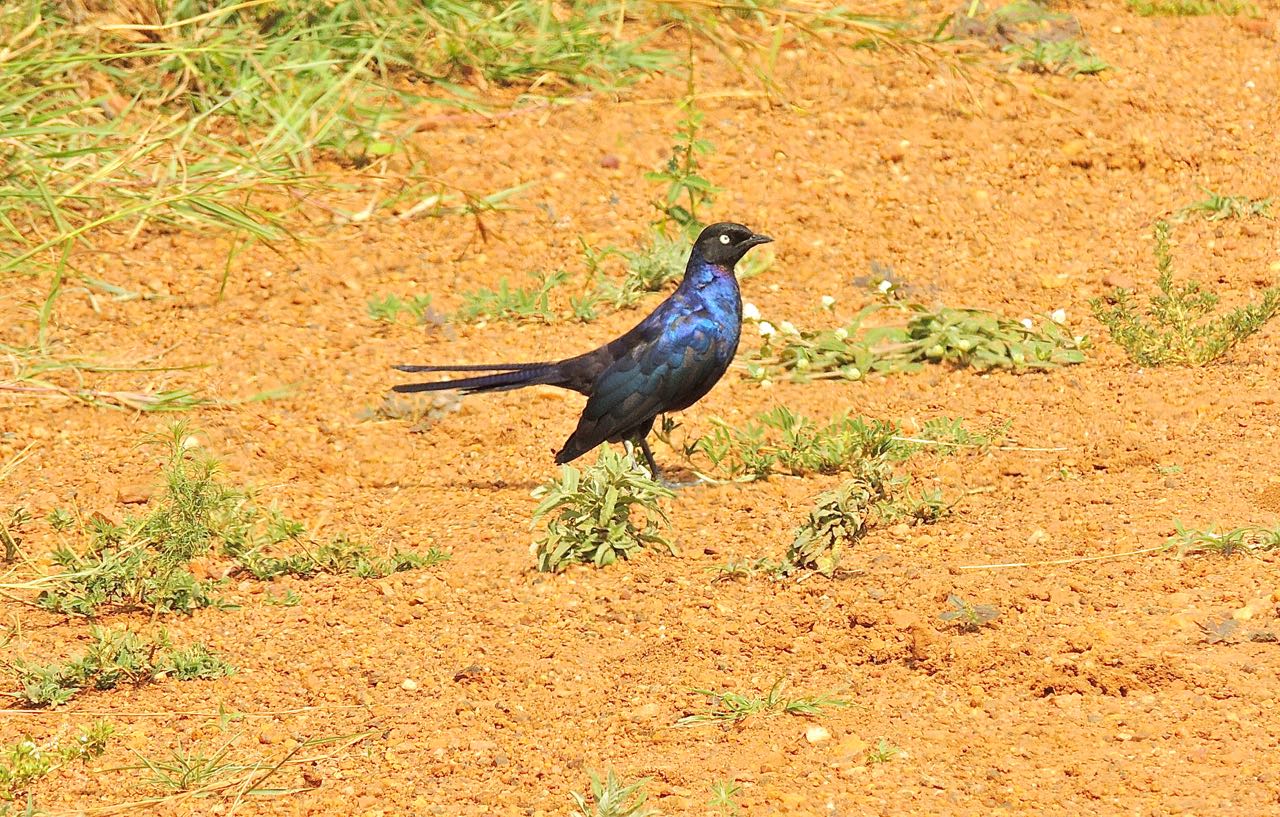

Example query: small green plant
[708,780,742,815]
[938,594,1001,631]
[749,303,1086,383]
[711,556,782,583]
[1176,190,1272,221]
[35,425,244,616]
[367,294,437,324]
[1128,0,1253,15]
[645,63,718,236]
[263,588,301,606]
[676,679,851,727]
[1168,522,1280,556]
[231,537,449,580]
[1091,222,1280,366]
[1005,38,1108,75]
[865,738,901,764]
[571,770,657,817]
[785,468,888,577]
[0,721,113,800]
[136,740,241,792]
[10,628,234,707]
[456,270,568,323]
[532,450,674,572]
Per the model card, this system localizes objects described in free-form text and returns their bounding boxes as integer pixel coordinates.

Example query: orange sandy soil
[3,4,1280,815]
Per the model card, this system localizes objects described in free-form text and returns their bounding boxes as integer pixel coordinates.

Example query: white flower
[820,295,836,310]
[742,302,761,321]
[1020,318,1034,329]
[877,279,893,293]
[758,321,776,337]
[834,327,849,340]
[779,320,800,336]
[1050,308,1067,324]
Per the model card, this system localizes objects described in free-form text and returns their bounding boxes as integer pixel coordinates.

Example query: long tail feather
[392,363,560,395]
[393,362,549,374]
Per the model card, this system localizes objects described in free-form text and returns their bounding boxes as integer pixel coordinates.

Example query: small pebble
[401,678,418,691]
[806,725,832,744]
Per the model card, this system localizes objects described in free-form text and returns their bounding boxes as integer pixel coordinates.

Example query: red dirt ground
[3,3,1280,815]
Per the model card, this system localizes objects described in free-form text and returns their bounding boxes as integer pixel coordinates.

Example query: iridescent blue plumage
[393,222,772,480]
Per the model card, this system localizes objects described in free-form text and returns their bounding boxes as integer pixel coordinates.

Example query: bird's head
[693,222,773,268]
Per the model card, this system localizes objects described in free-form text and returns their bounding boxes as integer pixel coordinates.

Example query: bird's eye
[718,234,731,245]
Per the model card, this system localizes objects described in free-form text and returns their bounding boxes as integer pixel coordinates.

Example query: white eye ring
[719,234,731,244]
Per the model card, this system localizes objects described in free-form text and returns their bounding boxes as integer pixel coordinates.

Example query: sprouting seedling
[865,738,901,764]
[939,594,999,631]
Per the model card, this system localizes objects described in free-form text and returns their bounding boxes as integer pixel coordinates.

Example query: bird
[392,221,773,483]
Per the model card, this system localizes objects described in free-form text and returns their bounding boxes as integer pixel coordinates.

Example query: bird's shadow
[454,478,545,491]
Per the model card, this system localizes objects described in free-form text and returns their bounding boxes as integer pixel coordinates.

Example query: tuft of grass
[1005,38,1108,75]
[28,423,448,616]
[1090,221,1280,366]
[1168,522,1280,557]
[10,628,233,708]
[1127,0,1254,15]
[0,721,113,800]
[938,594,1000,631]
[231,537,449,581]
[665,408,1000,482]
[532,449,674,573]
[954,1,1107,76]
[676,679,851,727]
[367,294,438,325]
[571,770,657,817]
[456,270,568,323]
[709,780,742,815]
[1176,191,1272,221]
[136,740,241,793]
[865,738,901,764]
[711,556,783,583]
[749,303,1086,383]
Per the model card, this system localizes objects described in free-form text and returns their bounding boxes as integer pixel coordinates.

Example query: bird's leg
[637,437,702,490]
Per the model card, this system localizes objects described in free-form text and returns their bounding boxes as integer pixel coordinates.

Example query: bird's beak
[746,233,773,247]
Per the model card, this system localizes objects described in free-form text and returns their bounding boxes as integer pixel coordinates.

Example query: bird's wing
[556,310,727,462]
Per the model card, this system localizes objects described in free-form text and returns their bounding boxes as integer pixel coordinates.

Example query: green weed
[10,628,233,707]
[571,769,657,817]
[709,780,742,815]
[263,588,301,607]
[646,64,719,235]
[1176,191,1272,221]
[456,270,568,323]
[938,594,1000,631]
[1127,0,1254,15]
[30,424,447,616]
[666,409,1000,481]
[367,294,437,325]
[749,303,1086,383]
[1006,38,1109,75]
[232,537,449,581]
[1168,522,1280,556]
[0,721,113,800]
[711,556,783,583]
[532,449,674,572]
[786,468,888,577]
[955,1,1107,75]
[1090,222,1280,366]
[136,740,240,793]
[865,738,901,764]
[676,679,851,727]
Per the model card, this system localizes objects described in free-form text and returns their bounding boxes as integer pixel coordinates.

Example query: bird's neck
[680,254,737,292]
